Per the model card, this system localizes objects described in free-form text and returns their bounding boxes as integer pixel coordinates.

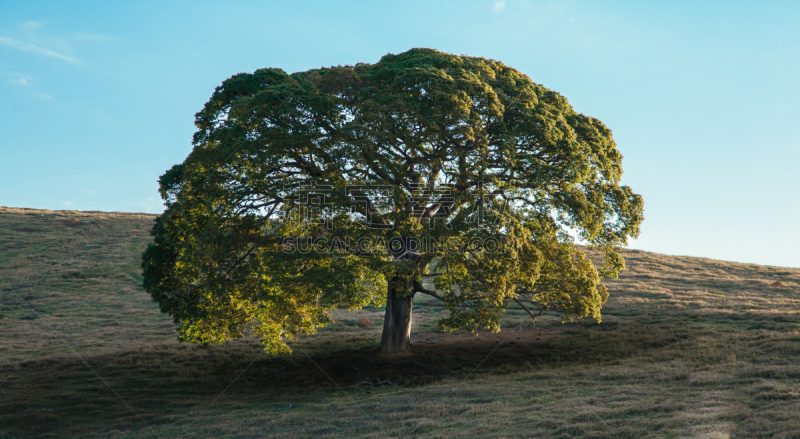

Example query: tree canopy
[142,48,643,354]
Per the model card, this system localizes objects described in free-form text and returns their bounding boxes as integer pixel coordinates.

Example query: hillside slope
[2,207,800,438]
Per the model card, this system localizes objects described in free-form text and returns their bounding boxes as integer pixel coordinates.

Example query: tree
[142,48,643,355]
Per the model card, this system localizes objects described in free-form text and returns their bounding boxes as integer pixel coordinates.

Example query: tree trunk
[380,276,414,354]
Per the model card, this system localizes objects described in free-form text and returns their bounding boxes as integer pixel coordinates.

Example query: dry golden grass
[2,206,800,438]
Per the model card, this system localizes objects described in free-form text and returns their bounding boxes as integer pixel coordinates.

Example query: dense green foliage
[142,48,643,353]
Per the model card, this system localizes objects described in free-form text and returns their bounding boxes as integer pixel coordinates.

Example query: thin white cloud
[0,35,79,64]
[493,1,506,12]
[6,77,30,85]
[19,20,46,31]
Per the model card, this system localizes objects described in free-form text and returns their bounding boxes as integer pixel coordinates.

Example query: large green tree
[142,48,643,355]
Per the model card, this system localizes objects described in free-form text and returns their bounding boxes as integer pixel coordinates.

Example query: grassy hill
[2,206,800,438]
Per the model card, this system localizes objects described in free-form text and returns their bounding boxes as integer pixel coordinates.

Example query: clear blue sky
[1,1,799,267]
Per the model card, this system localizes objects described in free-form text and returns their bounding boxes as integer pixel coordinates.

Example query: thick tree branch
[412,281,445,301]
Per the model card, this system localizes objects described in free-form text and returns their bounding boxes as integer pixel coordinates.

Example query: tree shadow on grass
[0,321,684,438]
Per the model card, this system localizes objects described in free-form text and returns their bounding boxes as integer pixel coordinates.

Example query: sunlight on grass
[2,207,800,438]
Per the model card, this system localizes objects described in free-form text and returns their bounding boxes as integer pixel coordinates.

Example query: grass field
[3,206,800,438]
